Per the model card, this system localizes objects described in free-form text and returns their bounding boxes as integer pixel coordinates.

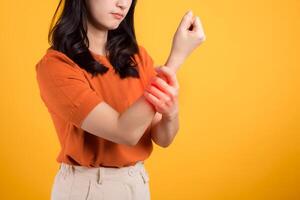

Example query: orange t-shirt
[35,45,158,168]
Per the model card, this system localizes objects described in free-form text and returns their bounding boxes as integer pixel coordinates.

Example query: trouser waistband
[58,161,149,184]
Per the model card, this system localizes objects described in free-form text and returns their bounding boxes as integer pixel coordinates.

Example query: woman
[36,0,205,199]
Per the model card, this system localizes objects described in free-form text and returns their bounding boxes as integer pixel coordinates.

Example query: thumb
[193,16,203,33]
[154,67,168,82]
[178,10,194,31]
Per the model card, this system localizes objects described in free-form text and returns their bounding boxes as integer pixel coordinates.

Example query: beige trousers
[50,161,151,200]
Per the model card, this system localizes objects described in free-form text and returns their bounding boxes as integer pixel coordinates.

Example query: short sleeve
[36,54,104,128]
[138,45,158,84]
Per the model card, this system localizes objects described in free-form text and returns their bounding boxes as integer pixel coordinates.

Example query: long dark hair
[48,0,139,79]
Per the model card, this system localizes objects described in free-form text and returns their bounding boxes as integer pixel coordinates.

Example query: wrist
[165,52,185,71]
[162,111,179,122]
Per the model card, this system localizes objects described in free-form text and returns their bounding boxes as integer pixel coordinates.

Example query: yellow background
[0,0,299,199]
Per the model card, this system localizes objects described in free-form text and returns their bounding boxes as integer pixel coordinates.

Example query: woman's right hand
[166,10,206,72]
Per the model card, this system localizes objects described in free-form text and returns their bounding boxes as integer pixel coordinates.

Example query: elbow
[128,140,138,146]
[125,138,139,146]
[157,141,171,148]
[124,127,148,146]
[152,136,171,148]
[153,129,180,148]
[123,134,140,146]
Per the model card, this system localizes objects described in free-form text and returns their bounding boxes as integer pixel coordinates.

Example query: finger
[190,16,199,32]
[155,67,167,81]
[196,16,204,33]
[156,66,179,88]
[146,84,171,103]
[194,16,206,40]
[150,77,176,98]
[155,67,168,82]
[144,91,168,111]
[150,81,178,102]
[188,16,196,31]
[178,10,194,31]
[144,91,160,107]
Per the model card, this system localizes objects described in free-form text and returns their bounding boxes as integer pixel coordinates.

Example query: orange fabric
[35,45,158,168]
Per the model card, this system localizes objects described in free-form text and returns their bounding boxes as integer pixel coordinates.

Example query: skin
[84,0,132,55]
[144,67,180,147]
[145,10,206,147]
[81,0,206,147]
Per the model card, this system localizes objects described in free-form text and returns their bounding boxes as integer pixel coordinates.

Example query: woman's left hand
[143,66,179,120]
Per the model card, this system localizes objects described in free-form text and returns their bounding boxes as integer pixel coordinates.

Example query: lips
[111,12,124,18]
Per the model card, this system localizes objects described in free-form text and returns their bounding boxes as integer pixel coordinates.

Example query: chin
[106,23,121,30]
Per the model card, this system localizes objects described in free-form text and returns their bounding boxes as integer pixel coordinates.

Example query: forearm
[119,51,184,146]
[164,51,185,72]
[150,54,181,147]
[151,112,179,147]
[118,94,156,145]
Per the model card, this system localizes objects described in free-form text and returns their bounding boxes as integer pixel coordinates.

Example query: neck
[86,20,108,56]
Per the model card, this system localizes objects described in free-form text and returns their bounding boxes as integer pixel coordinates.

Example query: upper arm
[36,55,131,145]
